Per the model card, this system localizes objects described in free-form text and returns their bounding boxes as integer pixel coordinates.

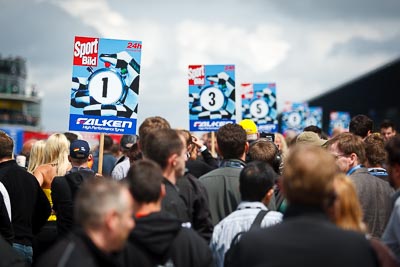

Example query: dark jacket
[51,168,96,238]
[128,211,213,267]
[186,148,218,178]
[0,193,13,244]
[162,178,190,223]
[226,205,379,267]
[35,229,149,267]
[350,167,394,238]
[0,160,50,246]
[177,172,214,242]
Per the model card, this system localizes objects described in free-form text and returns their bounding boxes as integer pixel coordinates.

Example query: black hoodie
[128,211,213,267]
[51,168,96,237]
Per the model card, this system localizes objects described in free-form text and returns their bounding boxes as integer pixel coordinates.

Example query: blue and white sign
[69,36,142,134]
[189,65,236,131]
[241,83,278,133]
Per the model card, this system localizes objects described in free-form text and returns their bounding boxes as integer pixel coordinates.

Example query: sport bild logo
[73,36,99,66]
[188,65,205,85]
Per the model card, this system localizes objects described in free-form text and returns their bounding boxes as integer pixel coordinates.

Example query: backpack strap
[224,209,270,267]
[249,209,269,231]
[229,209,270,245]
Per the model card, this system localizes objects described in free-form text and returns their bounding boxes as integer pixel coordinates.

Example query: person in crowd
[383,135,400,261]
[248,138,283,211]
[380,120,397,142]
[0,187,13,244]
[303,125,324,138]
[331,174,399,267]
[199,123,248,225]
[142,128,190,224]
[176,129,214,242]
[92,135,116,177]
[126,142,142,165]
[36,178,141,267]
[51,140,96,238]
[326,132,393,238]
[0,131,50,264]
[238,119,259,143]
[349,114,374,139]
[19,138,38,168]
[125,159,212,267]
[181,130,218,178]
[296,131,327,147]
[32,133,71,260]
[138,116,171,152]
[274,132,289,158]
[211,161,282,267]
[63,132,80,144]
[139,116,212,241]
[111,134,137,180]
[226,145,379,267]
[27,140,46,174]
[364,133,389,182]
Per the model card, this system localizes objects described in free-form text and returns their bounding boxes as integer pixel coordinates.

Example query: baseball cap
[296,131,327,147]
[120,134,137,150]
[239,119,258,141]
[70,140,90,159]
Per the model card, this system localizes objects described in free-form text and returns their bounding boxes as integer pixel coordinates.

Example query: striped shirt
[210,201,283,267]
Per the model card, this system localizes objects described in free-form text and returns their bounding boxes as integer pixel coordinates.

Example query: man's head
[120,134,137,154]
[248,139,281,174]
[385,135,400,189]
[143,128,187,180]
[125,159,165,209]
[282,145,337,208]
[0,131,14,160]
[239,119,259,142]
[380,120,397,142]
[349,114,373,139]
[103,135,114,152]
[239,161,276,204]
[20,138,38,158]
[326,133,366,173]
[216,123,248,160]
[69,139,91,165]
[74,178,134,252]
[138,116,171,152]
[363,133,387,168]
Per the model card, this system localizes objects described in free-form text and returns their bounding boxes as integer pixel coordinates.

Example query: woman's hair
[274,133,288,156]
[332,174,367,233]
[43,133,70,176]
[27,140,46,173]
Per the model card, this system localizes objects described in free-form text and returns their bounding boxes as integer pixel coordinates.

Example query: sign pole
[98,133,104,175]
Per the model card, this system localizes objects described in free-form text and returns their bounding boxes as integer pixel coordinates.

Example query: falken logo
[193,121,231,128]
[77,118,133,128]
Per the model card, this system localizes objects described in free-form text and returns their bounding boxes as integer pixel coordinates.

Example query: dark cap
[70,140,90,159]
[120,135,137,150]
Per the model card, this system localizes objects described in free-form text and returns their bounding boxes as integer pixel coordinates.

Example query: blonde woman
[27,140,46,174]
[274,132,288,157]
[32,133,71,259]
[34,133,71,187]
[332,174,398,267]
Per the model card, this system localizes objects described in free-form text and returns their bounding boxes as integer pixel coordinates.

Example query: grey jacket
[350,167,394,238]
[199,160,245,225]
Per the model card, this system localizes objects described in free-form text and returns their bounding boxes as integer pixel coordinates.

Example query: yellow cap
[239,119,258,135]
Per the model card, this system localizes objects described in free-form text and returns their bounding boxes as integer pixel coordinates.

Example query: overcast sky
[1,0,400,132]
